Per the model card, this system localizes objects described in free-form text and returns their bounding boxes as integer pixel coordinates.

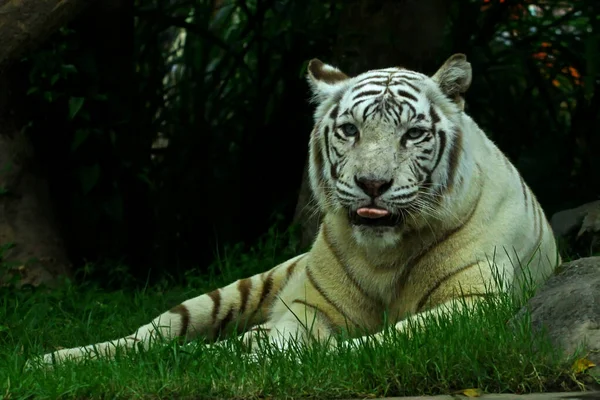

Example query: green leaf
[68,97,85,120]
[78,164,101,195]
[60,64,78,75]
[71,130,90,152]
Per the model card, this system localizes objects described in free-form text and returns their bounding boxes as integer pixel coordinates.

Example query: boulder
[514,257,600,377]
[551,201,600,257]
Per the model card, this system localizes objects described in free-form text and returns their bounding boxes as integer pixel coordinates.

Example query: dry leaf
[572,358,596,374]
[454,388,482,397]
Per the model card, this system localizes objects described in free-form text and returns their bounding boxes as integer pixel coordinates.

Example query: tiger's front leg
[29,254,307,367]
[234,297,340,356]
[347,292,489,348]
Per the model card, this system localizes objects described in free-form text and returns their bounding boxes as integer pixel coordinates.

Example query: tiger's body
[34,54,559,365]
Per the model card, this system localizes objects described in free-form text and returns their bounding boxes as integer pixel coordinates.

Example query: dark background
[9,0,600,286]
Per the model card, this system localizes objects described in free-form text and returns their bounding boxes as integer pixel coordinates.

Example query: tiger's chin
[348,209,405,249]
[352,225,403,249]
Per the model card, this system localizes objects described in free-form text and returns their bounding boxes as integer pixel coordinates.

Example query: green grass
[1,235,597,399]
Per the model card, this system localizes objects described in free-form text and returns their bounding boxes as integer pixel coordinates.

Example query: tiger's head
[306,54,473,247]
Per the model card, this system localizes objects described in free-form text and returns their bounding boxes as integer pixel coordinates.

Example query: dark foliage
[14,0,600,284]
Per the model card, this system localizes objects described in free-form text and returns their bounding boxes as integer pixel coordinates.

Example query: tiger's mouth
[349,207,404,227]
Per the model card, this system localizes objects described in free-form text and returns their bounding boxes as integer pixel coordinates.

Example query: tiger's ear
[432,54,472,109]
[306,59,350,103]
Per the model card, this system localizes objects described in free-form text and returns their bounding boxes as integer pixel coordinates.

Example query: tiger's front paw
[26,347,98,370]
[25,350,70,370]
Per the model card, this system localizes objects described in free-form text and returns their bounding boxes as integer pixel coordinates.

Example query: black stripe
[394,73,422,81]
[215,307,234,336]
[323,125,332,162]
[337,187,355,197]
[352,90,382,101]
[257,270,275,309]
[329,105,339,119]
[401,100,416,118]
[396,187,483,290]
[355,74,391,84]
[330,163,338,180]
[169,304,191,337]
[285,255,305,283]
[389,192,417,201]
[362,102,377,121]
[312,138,326,189]
[322,226,382,306]
[207,290,221,323]
[430,106,440,123]
[331,143,343,158]
[416,260,482,312]
[431,130,447,173]
[306,266,361,328]
[410,161,426,181]
[351,80,388,91]
[397,90,418,102]
[445,129,463,192]
[388,105,402,125]
[247,268,277,324]
[238,278,252,315]
[292,299,339,333]
[350,98,372,111]
[393,79,421,92]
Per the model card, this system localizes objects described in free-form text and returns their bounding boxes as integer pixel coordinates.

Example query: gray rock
[514,257,600,376]
[551,201,600,256]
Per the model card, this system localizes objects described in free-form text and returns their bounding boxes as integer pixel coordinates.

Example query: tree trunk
[0,0,94,69]
[0,0,96,286]
[292,0,451,249]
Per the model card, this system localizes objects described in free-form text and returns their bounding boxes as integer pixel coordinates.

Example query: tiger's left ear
[306,59,350,103]
[432,54,472,110]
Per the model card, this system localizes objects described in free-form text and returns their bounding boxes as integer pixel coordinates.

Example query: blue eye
[406,128,426,139]
[340,123,359,137]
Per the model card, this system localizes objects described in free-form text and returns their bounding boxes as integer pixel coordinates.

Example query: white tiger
[31,54,559,366]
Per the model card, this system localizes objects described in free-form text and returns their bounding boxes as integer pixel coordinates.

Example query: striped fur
[32,54,559,366]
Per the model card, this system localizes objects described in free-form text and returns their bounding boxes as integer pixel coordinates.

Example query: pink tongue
[356,207,389,219]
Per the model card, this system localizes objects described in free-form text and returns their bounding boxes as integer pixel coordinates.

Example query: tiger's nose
[354,176,393,198]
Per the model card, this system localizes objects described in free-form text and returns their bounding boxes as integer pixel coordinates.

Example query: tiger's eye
[406,128,426,139]
[340,123,359,137]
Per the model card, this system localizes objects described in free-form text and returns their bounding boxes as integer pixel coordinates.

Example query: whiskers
[379,182,463,238]
[408,183,463,225]
[299,181,345,219]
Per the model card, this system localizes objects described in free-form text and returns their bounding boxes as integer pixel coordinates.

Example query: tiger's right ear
[431,54,472,109]
[306,59,350,103]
